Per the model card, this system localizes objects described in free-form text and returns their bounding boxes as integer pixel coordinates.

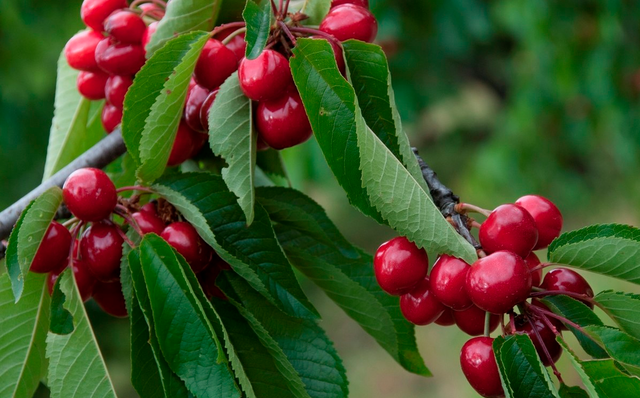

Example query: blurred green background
[2,0,640,397]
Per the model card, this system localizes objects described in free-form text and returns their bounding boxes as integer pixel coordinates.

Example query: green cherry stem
[456,203,492,217]
[484,311,492,337]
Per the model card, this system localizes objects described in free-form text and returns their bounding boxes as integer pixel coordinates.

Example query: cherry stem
[279,21,297,45]
[278,0,283,17]
[270,0,279,18]
[456,203,492,217]
[114,208,144,238]
[62,217,79,228]
[211,22,247,38]
[484,311,492,337]
[67,221,85,267]
[509,312,516,334]
[116,225,136,248]
[116,185,154,194]
[470,220,482,229]
[289,26,341,47]
[530,289,598,308]
[500,314,506,337]
[527,305,605,350]
[524,314,564,383]
[221,27,247,45]
[529,262,558,274]
[283,0,291,17]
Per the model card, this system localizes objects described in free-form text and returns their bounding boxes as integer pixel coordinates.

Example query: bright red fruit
[81,221,124,282]
[105,75,133,109]
[92,280,128,317]
[63,168,117,221]
[508,314,562,366]
[64,30,104,71]
[319,4,378,43]
[430,255,473,310]
[540,268,594,309]
[161,222,213,273]
[479,204,539,258]
[454,305,499,336]
[524,252,542,287]
[48,259,96,302]
[81,0,128,31]
[373,236,428,296]
[255,90,312,150]
[194,39,238,90]
[225,34,246,62]
[184,84,210,132]
[77,70,109,100]
[142,21,158,54]
[238,49,292,101]
[435,308,456,326]
[331,0,369,8]
[95,38,146,75]
[167,121,201,166]
[460,337,505,398]
[30,222,72,274]
[132,210,165,235]
[104,10,147,44]
[400,276,445,325]
[101,103,123,133]
[199,89,219,132]
[515,195,563,250]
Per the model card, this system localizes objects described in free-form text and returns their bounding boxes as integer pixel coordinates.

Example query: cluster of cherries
[374,195,594,397]
[28,167,227,317]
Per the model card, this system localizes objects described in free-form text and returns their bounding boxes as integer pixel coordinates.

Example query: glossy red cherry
[81,221,124,282]
[255,89,312,150]
[199,89,219,132]
[77,70,109,100]
[81,0,128,31]
[104,10,147,44]
[64,30,104,71]
[479,204,539,258]
[400,275,445,325]
[95,38,146,76]
[331,0,369,8]
[373,236,428,296]
[92,280,128,317]
[238,49,293,101]
[508,314,562,366]
[140,202,158,215]
[184,83,210,132]
[225,34,246,62]
[434,308,456,326]
[319,4,378,43]
[63,168,117,221]
[453,305,499,336]
[540,268,594,309]
[142,21,158,54]
[466,251,532,314]
[167,121,201,166]
[194,39,238,90]
[515,195,563,250]
[101,103,123,133]
[30,222,72,274]
[161,222,213,273]
[430,255,473,310]
[105,75,133,109]
[524,252,542,287]
[47,259,96,302]
[132,210,165,236]
[460,337,505,398]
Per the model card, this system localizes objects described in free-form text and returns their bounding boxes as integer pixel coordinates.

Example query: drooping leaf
[0,273,50,398]
[583,325,640,377]
[287,0,331,25]
[548,224,640,285]
[208,71,255,224]
[46,270,118,398]
[559,384,589,398]
[595,291,640,341]
[129,298,166,398]
[290,38,476,264]
[243,0,272,60]
[5,201,32,302]
[146,0,222,56]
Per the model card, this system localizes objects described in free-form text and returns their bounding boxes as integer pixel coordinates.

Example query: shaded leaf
[243,0,272,59]
[559,384,589,398]
[584,325,640,377]
[595,291,640,341]
[256,149,289,185]
[49,275,73,335]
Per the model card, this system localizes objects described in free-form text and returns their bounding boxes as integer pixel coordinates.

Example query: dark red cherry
[167,121,200,166]
[184,83,210,132]
[161,222,213,273]
[400,275,445,325]
[331,0,369,8]
[92,280,128,317]
[255,89,312,150]
[199,89,219,132]
[47,259,96,302]
[197,265,226,300]
[466,251,532,314]
[373,236,428,296]
[479,204,539,258]
[132,210,165,236]
[30,222,72,274]
[189,131,208,159]
[194,39,238,91]
[319,4,378,43]
[77,70,109,100]
[104,10,147,44]
[95,38,146,75]
[63,168,117,221]
[105,75,133,109]
[238,49,292,101]
[142,21,158,54]
[81,221,124,282]
[540,268,594,309]
[430,255,473,310]
[508,314,562,366]
[434,308,456,326]
[101,103,123,133]
[530,299,565,331]
[454,305,500,336]
[515,195,563,250]
[524,252,542,287]
[64,30,104,71]
[460,337,505,398]
[81,0,128,31]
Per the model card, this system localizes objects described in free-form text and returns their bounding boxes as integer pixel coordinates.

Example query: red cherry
[81,0,128,31]
[479,204,539,258]
[132,210,165,236]
[140,202,158,215]
[515,195,563,250]
[161,222,213,273]
[92,280,128,317]
[184,84,210,132]
[466,251,532,314]
[30,222,72,274]
[142,21,158,54]
[47,259,96,302]
[507,314,562,366]
[255,89,312,150]
[460,337,505,398]
[64,30,104,71]
[400,275,445,325]
[524,252,542,287]
[226,34,246,62]
[430,255,473,310]
[319,4,378,43]
[434,308,456,326]
[199,89,219,132]
[95,38,146,76]
[194,39,238,90]
[104,10,147,44]
[101,103,123,133]
[540,268,594,309]
[331,0,369,8]
[77,70,109,100]
[63,168,117,221]
[167,121,200,166]
[238,49,292,101]
[105,75,133,109]
[80,221,124,282]
[454,305,500,336]
[139,2,165,18]
[373,236,428,296]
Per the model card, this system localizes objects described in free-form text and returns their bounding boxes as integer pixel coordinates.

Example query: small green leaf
[559,384,589,398]
[287,0,331,25]
[243,0,272,59]
[584,325,640,377]
[548,224,640,284]
[208,71,255,224]
[595,291,640,341]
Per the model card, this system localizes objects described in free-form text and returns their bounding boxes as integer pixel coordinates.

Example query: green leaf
[243,0,272,60]
[153,172,318,320]
[146,0,222,56]
[290,38,476,264]
[136,234,240,398]
[584,325,640,377]
[287,0,331,25]
[559,384,589,398]
[5,201,32,302]
[548,224,640,285]
[46,270,117,398]
[493,335,559,398]
[595,291,640,341]
[208,71,255,224]
[49,275,73,335]
[256,149,289,185]
[0,273,50,398]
